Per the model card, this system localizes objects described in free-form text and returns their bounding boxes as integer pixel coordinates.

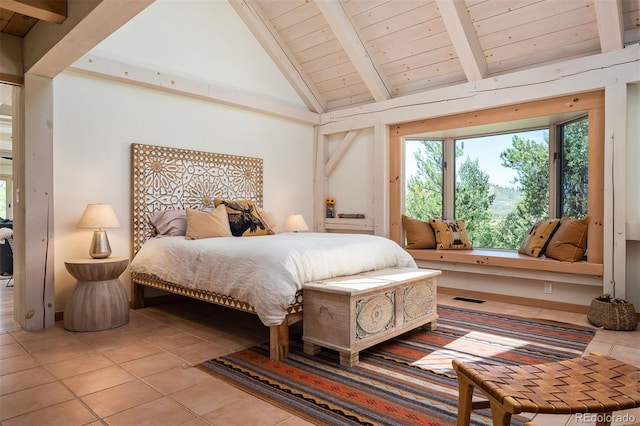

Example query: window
[557,116,589,218]
[403,120,588,250]
[405,139,443,220]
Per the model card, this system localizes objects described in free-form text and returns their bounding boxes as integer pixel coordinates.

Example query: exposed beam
[594,0,624,52]
[70,54,320,125]
[0,0,66,23]
[318,45,640,135]
[24,0,153,78]
[436,0,487,82]
[228,0,326,113]
[324,129,360,177]
[315,0,391,102]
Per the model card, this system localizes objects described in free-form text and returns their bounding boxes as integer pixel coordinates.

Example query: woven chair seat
[453,354,640,426]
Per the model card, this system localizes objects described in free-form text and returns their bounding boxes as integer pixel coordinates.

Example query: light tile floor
[1,284,639,426]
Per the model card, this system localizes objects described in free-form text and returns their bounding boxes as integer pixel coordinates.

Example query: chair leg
[454,368,475,426]
[488,399,512,426]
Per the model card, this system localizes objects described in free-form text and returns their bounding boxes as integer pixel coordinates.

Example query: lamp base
[89,230,112,259]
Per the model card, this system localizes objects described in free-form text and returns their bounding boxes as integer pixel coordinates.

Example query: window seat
[406,248,603,281]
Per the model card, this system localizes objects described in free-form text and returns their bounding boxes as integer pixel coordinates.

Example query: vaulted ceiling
[0,0,66,36]
[2,0,640,114]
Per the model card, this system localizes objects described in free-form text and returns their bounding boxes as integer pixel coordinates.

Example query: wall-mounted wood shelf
[324,218,374,232]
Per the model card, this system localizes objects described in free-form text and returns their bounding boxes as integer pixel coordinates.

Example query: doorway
[0,82,17,331]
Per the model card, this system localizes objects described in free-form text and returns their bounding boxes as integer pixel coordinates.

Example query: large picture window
[390,91,603,261]
[404,120,588,250]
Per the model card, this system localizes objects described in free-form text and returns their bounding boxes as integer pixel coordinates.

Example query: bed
[130,143,416,361]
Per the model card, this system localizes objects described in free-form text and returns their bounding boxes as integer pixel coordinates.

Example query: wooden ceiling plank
[471,0,592,37]
[348,0,425,29]
[358,3,438,41]
[3,11,36,36]
[436,0,487,81]
[315,0,391,101]
[280,13,328,43]
[479,5,596,51]
[229,0,326,113]
[0,0,66,24]
[484,22,600,66]
[377,31,453,65]
[367,17,447,54]
[269,0,320,31]
[594,0,624,52]
[302,50,351,74]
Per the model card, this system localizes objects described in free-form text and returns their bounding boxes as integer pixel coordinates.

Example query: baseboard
[438,287,589,314]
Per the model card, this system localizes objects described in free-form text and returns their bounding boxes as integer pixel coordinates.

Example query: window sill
[406,248,603,283]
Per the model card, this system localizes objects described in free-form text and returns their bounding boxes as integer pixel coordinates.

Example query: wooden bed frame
[130,143,302,361]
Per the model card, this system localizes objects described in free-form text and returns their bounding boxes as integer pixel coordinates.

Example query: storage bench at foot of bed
[302,268,441,367]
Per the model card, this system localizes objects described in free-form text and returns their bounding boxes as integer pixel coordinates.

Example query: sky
[405,129,548,189]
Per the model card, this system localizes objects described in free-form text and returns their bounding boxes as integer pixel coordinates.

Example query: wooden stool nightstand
[64,256,130,332]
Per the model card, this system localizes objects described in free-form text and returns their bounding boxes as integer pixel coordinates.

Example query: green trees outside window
[404,116,589,250]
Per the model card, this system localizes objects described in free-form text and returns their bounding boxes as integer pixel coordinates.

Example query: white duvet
[130,232,417,326]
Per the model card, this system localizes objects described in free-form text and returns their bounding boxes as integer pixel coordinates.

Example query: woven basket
[587,294,638,331]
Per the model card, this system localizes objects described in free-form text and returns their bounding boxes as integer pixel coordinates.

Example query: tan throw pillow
[545,216,589,261]
[518,218,560,257]
[402,215,436,249]
[185,206,232,240]
[214,199,272,237]
[430,218,473,250]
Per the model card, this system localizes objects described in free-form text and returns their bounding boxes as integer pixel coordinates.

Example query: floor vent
[453,296,486,304]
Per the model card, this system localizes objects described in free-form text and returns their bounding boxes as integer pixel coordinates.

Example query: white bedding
[130,232,417,326]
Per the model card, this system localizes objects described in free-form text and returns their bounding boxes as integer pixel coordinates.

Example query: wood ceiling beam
[436,0,487,82]
[315,0,391,102]
[24,0,153,77]
[594,0,624,52]
[0,0,66,24]
[70,54,320,125]
[228,0,326,113]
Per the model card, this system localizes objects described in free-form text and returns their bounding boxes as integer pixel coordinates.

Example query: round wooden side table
[64,256,130,332]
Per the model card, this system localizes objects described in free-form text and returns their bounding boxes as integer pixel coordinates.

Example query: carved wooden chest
[302,268,440,366]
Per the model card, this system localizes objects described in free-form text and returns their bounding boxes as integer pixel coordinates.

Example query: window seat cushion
[406,248,603,277]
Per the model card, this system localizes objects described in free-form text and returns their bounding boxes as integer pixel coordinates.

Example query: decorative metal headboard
[131,143,263,256]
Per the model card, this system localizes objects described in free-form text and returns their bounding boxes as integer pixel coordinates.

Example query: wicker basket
[587,295,638,331]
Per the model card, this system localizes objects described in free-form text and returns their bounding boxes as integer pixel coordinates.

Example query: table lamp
[284,214,309,233]
[77,204,120,259]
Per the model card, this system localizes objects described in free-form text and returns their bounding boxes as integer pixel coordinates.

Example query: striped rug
[197,305,596,426]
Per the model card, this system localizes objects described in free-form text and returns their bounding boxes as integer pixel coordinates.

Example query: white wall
[326,128,375,220]
[91,0,304,108]
[53,71,313,310]
[626,83,640,309]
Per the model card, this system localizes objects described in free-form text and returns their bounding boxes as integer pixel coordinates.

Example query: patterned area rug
[197,305,595,426]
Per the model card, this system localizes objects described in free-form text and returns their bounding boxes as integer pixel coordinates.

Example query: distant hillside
[490,185,521,219]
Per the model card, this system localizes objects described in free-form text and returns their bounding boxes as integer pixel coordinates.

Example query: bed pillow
[185,205,232,240]
[402,215,436,249]
[429,218,473,250]
[214,199,272,237]
[544,216,589,261]
[150,210,187,237]
[518,218,560,257]
[258,208,280,234]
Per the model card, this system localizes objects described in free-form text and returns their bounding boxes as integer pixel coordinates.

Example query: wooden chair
[452,354,640,426]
